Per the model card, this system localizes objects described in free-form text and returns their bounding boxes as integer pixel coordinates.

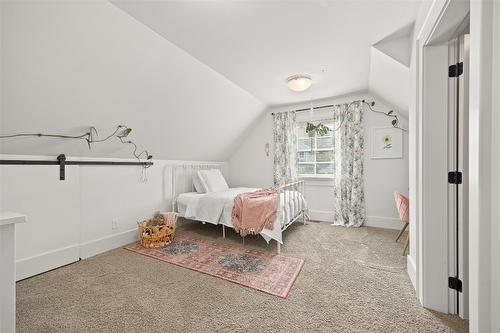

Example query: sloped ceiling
[373,23,414,68]
[111,0,421,106]
[1,1,419,161]
[369,47,410,117]
[0,1,265,161]
[368,22,414,116]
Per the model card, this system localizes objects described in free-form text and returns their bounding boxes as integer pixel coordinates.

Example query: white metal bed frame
[170,163,307,253]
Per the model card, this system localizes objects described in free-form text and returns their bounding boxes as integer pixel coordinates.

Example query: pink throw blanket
[232,188,278,237]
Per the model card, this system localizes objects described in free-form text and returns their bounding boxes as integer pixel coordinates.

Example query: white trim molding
[79,228,138,259]
[16,228,139,281]
[309,210,402,230]
[364,216,402,230]
[407,254,417,289]
[308,209,333,222]
[16,244,80,281]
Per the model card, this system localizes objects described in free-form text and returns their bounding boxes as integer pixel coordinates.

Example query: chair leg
[395,222,409,242]
[402,234,409,256]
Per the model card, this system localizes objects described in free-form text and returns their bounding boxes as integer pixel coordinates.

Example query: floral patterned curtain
[273,111,298,186]
[332,101,365,227]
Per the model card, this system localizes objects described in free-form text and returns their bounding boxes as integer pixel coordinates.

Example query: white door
[447,31,469,319]
[457,32,469,320]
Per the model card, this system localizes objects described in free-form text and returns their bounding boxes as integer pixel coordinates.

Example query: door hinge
[448,62,463,77]
[448,171,462,184]
[448,276,463,292]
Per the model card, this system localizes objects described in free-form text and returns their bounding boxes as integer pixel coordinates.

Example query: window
[297,122,334,177]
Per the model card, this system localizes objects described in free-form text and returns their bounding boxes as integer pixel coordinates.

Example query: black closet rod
[0,154,153,180]
[0,160,152,166]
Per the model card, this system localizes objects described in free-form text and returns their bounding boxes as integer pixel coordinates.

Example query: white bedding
[176,187,306,244]
[176,192,203,216]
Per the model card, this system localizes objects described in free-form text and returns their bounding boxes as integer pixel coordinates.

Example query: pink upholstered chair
[394,192,409,256]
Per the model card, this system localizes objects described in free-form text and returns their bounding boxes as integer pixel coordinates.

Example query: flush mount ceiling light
[286,74,312,92]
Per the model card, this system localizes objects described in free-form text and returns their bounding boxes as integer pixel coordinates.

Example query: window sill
[299,175,335,187]
[299,175,334,180]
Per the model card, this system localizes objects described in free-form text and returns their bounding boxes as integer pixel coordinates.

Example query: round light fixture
[286,74,312,92]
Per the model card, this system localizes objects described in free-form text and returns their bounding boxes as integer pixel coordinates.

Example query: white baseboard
[16,244,80,281]
[16,229,138,280]
[309,210,402,230]
[364,216,402,230]
[79,228,138,259]
[308,209,333,222]
[407,254,417,290]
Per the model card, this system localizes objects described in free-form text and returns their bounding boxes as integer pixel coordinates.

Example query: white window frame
[297,121,334,178]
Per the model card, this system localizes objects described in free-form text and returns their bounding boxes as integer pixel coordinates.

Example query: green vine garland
[0,125,153,163]
[304,100,406,137]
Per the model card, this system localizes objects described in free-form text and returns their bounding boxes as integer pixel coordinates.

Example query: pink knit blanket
[232,188,278,237]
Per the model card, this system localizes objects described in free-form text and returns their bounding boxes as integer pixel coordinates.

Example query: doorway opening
[412,0,470,319]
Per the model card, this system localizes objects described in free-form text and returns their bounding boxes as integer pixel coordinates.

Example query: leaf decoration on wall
[303,100,406,136]
[362,100,406,131]
[0,125,153,163]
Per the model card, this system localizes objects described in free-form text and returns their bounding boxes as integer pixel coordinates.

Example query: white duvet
[180,187,306,244]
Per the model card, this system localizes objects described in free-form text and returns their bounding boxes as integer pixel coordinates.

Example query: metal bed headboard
[170,163,224,212]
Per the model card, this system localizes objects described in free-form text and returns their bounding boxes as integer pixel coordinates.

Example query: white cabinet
[0,212,26,333]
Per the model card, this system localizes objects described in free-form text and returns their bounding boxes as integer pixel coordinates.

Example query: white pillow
[192,173,206,193]
[196,170,210,193]
[198,169,229,193]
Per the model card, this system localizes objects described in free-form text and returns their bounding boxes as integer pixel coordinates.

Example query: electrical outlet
[111,220,118,230]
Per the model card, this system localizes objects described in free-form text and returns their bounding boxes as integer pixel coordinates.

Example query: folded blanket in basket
[231,188,278,237]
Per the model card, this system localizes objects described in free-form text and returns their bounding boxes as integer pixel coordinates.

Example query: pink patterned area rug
[125,234,304,298]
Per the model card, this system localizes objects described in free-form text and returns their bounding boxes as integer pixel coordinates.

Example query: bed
[171,164,307,253]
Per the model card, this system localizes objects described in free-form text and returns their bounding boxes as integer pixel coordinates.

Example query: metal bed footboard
[275,179,307,253]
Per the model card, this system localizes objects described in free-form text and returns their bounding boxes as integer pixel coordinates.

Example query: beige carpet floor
[17,220,469,333]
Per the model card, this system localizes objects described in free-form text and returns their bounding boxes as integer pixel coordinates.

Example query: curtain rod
[270,99,362,115]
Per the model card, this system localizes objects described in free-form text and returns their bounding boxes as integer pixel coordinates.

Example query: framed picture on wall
[371,127,403,159]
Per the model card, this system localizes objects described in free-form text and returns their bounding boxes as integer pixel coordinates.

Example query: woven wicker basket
[137,212,177,248]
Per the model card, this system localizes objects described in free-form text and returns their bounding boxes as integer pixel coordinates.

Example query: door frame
[410,0,470,313]
[411,0,497,331]
[468,1,496,332]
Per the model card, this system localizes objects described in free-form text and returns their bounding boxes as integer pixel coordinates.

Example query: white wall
[0,0,261,280]
[0,1,265,161]
[228,92,409,230]
[469,0,499,331]
[369,47,410,115]
[490,3,500,330]
[0,154,226,280]
[0,2,3,129]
